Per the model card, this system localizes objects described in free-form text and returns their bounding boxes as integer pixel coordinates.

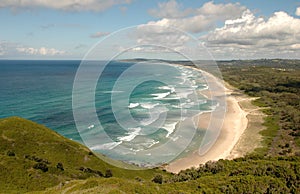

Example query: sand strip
[165,67,250,173]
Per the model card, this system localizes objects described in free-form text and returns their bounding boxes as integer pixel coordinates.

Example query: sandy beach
[165,66,261,173]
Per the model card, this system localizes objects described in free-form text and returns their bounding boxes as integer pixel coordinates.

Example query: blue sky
[0,0,300,60]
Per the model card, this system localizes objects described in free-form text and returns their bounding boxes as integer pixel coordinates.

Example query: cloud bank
[203,10,300,58]
[147,1,246,33]
[0,41,67,57]
[0,0,132,12]
[17,47,66,56]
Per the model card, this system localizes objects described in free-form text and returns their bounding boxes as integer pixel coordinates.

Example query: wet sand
[165,67,251,173]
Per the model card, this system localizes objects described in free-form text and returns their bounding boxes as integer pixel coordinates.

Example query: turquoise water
[0,60,216,166]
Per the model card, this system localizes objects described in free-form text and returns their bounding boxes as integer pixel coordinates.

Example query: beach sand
[165,67,262,173]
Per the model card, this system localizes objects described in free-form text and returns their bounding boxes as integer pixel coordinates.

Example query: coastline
[165,65,261,173]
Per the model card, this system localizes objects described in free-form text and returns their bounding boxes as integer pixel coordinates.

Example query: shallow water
[0,60,217,166]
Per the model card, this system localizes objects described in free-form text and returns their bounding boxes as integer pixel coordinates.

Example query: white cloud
[16,47,66,56]
[0,41,19,57]
[146,15,214,33]
[203,10,300,59]
[90,31,110,38]
[296,7,300,16]
[148,0,192,19]
[0,47,4,56]
[196,1,247,20]
[125,1,247,59]
[135,24,191,50]
[0,0,132,12]
[146,1,246,33]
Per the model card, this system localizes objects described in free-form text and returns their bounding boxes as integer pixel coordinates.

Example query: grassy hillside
[0,117,165,193]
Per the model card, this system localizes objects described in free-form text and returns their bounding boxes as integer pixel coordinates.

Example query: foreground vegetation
[0,117,165,193]
[1,59,299,193]
[40,155,299,193]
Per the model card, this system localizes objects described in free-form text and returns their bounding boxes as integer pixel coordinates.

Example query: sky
[0,0,300,60]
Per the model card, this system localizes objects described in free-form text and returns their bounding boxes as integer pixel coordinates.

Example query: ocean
[0,60,216,166]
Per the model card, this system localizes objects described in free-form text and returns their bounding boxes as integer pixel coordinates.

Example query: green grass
[253,116,280,155]
[0,117,166,193]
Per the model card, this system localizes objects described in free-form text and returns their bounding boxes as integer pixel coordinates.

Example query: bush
[105,169,113,178]
[33,162,48,172]
[135,177,143,182]
[79,167,103,177]
[7,150,15,157]
[56,162,64,171]
[152,174,163,184]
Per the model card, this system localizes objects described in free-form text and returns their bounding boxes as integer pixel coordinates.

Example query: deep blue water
[0,60,214,166]
[0,60,81,139]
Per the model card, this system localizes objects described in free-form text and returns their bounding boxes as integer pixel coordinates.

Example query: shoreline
[165,65,257,173]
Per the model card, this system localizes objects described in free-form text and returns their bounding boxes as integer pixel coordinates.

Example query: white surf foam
[140,102,159,109]
[151,92,171,100]
[128,103,140,108]
[88,124,94,129]
[158,86,175,93]
[209,102,219,111]
[162,122,178,137]
[90,141,122,150]
[140,106,168,126]
[175,89,194,99]
[118,127,141,142]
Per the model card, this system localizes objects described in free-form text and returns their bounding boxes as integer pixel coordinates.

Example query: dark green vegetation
[1,59,300,193]
[38,156,299,193]
[218,59,300,156]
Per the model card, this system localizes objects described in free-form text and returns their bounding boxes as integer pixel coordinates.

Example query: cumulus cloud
[146,1,246,33]
[203,10,300,59]
[148,0,192,19]
[296,7,300,16]
[0,0,132,12]
[90,31,110,38]
[196,1,246,20]
[135,24,191,51]
[125,1,247,59]
[16,47,66,56]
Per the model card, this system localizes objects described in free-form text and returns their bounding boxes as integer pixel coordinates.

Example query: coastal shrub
[25,155,50,164]
[33,162,48,172]
[56,162,64,171]
[7,150,15,156]
[135,176,143,182]
[105,169,113,178]
[79,167,104,177]
[152,174,163,184]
